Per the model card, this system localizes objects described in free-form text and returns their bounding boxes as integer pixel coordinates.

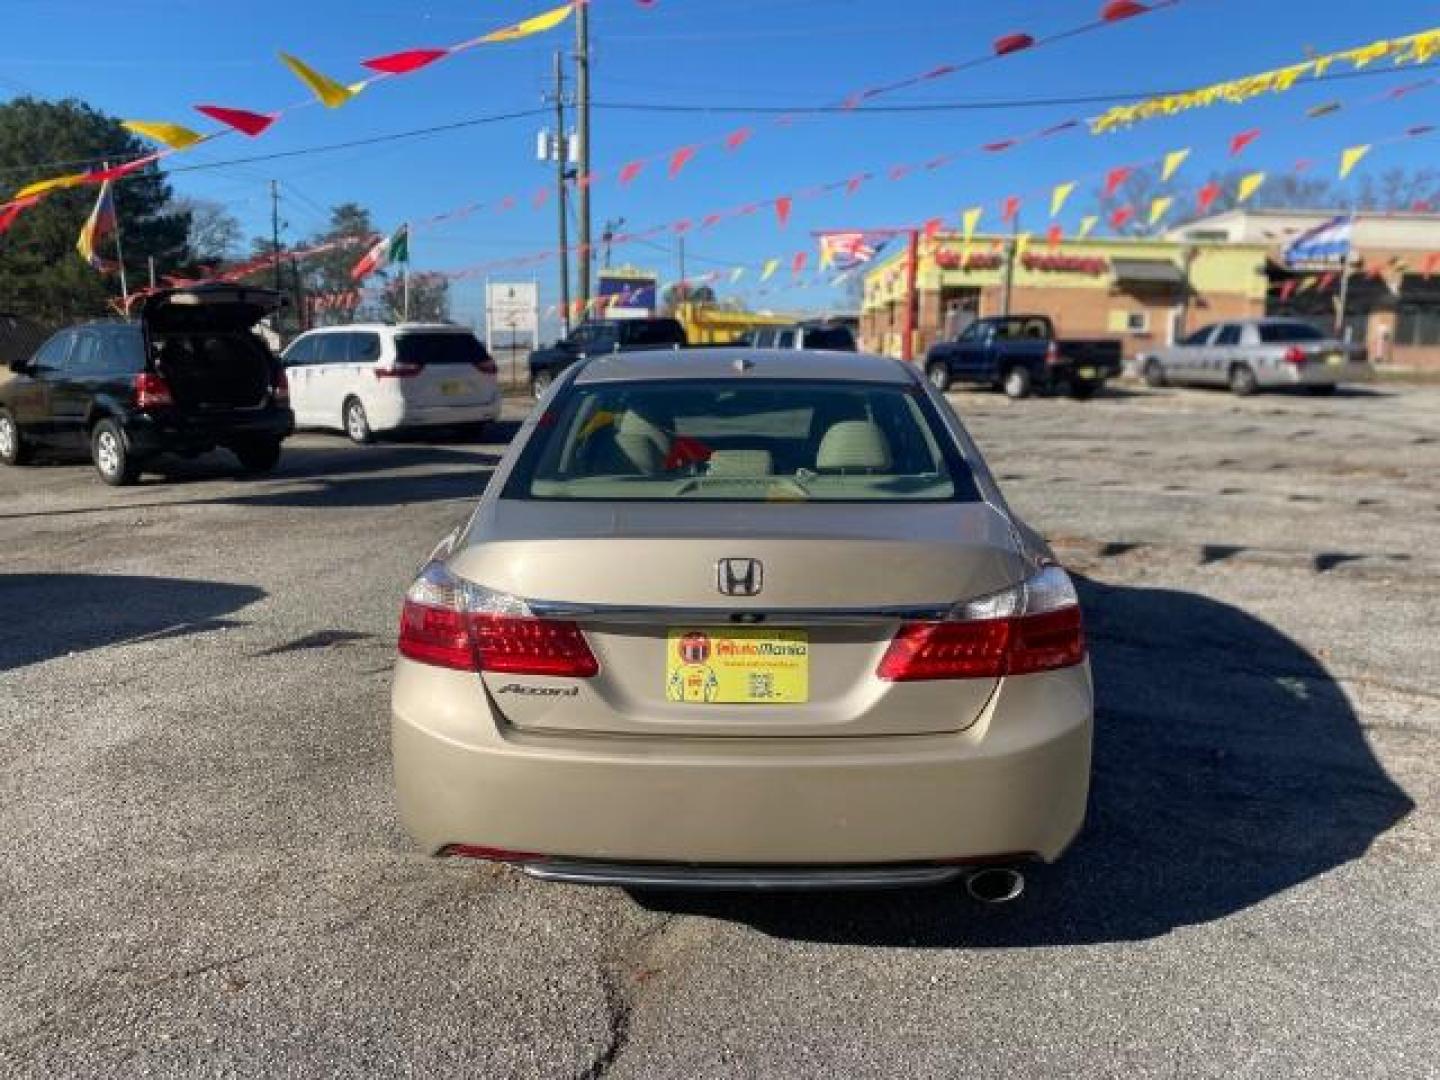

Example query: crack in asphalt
[577,913,677,1080]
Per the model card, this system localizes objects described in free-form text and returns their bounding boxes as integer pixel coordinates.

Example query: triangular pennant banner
[280,53,357,108]
[479,3,575,44]
[1050,182,1076,218]
[122,119,204,151]
[1339,145,1371,179]
[362,49,449,75]
[1103,166,1133,199]
[961,207,982,242]
[1197,182,1223,213]
[1001,196,1021,223]
[618,160,645,185]
[1237,172,1266,203]
[774,196,792,229]
[1077,215,1098,240]
[725,128,753,151]
[1229,128,1261,157]
[1161,148,1191,182]
[668,146,697,179]
[760,258,780,282]
[1046,224,1064,249]
[1149,196,1173,225]
[195,105,276,138]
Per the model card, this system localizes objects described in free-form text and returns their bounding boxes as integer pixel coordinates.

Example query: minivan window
[394,332,488,366]
[621,320,685,347]
[505,380,978,503]
[352,332,382,363]
[1180,325,1214,346]
[776,330,796,348]
[1258,321,1326,344]
[31,332,72,372]
[801,326,856,351]
[1214,325,1242,346]
[316,333,350,365]
[284,336,317,367]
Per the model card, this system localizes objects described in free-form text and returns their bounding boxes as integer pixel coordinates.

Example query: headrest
[816,420,892,471]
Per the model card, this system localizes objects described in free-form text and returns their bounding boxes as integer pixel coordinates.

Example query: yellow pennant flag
[1149,196,1173,226]
[1049,182,1076,218]
[1077,215,1098,240]
[1161,148,1191,182]
[280,53,357,109]
[1237,172,1266,203]
[481,3,574,43]
[961,206,982,243]
[122,119,204,151]
[1339,144,1371,179]
[1014,232,1032,259]
[15,173,87,200]
[760,258,780,282]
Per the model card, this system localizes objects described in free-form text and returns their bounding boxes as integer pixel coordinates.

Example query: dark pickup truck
[923,315,1123,399]
[528,317,687,397]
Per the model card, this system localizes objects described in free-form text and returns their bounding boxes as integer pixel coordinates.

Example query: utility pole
[574,1,592,309]
[999,214,1019,318]
[601,217,624,269]
[270,181,282,296]
[677,235,686,302]
[546,51,572,333]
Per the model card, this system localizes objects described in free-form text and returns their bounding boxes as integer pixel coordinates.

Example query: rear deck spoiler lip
[524,599,956,625]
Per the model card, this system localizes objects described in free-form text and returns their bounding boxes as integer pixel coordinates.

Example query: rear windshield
[802,326,856,351]
[620,320,686,347]
[395,332,488,366]
[1257,322,1327,343]
[503,379,979,503]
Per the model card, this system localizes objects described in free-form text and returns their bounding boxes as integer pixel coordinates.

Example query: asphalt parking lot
[2,382,1436,1078]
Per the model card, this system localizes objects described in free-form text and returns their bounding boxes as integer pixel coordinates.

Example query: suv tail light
[877,565,1085,681]
[376,362,424,379]
[398,562,599,677]
[133,371,173,410]
[1283,346,1308,364]
[272,367,290,403]
[1044,341,1062,366]
[474,355,499,375]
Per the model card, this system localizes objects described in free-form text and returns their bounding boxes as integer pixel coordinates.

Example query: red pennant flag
[532,187,549,209]
[1102,1,1149,20]
[701,213,723,229]
[1103,166,1133,198]
[725,127,753,151]
[1046,224,1064,249]
[618,160,645,185]
[672,219,692,234]
[922,217,943,240]
[362,49,448,75]
[195,105,276,137]
[774,196,792,228]
[668,145,697,178]
[1317,272,1338,291]
[924,155,952,171]
[845,173,868,195]
[791,251,808,275]
[497,195,516,213]
[87,155,160,183]
[1229,128,1261,157]
[1109,206,1135,230]
[0,196,38,236]
[888,164,913,182]
[1279,280,1299,301]
[1197,181,1222,213]
[1001,196,1021,223]
[983,139,1017,153]
[1293,159,1315,173]
[993,33,1035,56]
[922,64,957,81]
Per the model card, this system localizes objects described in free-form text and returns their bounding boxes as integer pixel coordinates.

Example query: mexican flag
[351,223,409,281]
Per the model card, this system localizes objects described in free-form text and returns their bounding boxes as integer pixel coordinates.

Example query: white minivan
[281,324,502,443]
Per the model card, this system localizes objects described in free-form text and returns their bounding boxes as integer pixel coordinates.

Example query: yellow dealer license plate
[1327,353,1344,366]
[1078,367,1097,379]
[666,628,809,705]
[440,380,470,396]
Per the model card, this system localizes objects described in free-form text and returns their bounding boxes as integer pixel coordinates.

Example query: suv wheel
[233,438,283,474]
[1142,359,1166,388]
[0,409,29,465]
[925,363,951,392]
[1002,367,1033,400]
[1228,364,1259,397]
[343,398,374,444]
[92,419,138,486]
[531,371,554,399]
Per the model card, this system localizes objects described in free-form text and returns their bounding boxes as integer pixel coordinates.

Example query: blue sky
[3,0,1437,330]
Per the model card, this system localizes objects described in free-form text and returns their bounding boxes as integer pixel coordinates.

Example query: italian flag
[351,223,409,281]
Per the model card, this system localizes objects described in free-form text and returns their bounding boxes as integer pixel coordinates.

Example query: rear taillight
[1283,346,1308,364]
[272,368,290,403]
[1044,341,1061,366]
[133,371,173,410]
[474,356,499,375]
[877,565,1085,681]
[398,563,599,677]
[376,362,424,379]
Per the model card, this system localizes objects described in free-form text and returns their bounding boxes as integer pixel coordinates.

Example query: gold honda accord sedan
[391,348,1092,893]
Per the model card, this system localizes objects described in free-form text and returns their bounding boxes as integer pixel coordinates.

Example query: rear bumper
[123,407,293,457]
[391,659,1093,868]
[1267,360,1374,387]
[366,394,502,432]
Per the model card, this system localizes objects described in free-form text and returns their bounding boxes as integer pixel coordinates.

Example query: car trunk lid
[452,501,1025,737]
[138,286,283,413]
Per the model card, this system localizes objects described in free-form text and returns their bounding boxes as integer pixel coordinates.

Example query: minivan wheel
[1142,358,1166,388]
[1228,364,1259,397]
[0,409,28,465]
[531,371,554,399]
[91,419,138,486]
[233,438,283,474]
[343,397,374,444]
[1002,366,1033,400]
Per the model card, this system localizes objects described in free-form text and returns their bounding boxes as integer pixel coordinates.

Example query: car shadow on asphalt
[0,573,265,672]
[630,576,1414,946]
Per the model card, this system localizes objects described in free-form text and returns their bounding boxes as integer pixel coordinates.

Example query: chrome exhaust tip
[964,867,1025,905]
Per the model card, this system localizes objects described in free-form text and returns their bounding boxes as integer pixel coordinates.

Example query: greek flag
[1283,215,1352,266]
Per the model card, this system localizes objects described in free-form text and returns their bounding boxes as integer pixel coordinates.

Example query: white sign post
[485,281,540,386]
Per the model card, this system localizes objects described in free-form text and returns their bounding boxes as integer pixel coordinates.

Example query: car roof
[573,347,914,385]
[301,322,470,333]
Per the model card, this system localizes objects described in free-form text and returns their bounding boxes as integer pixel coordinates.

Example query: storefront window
[1396,303,1440,347]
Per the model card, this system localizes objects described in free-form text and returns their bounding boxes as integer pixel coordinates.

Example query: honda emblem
[716,558,763,597]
